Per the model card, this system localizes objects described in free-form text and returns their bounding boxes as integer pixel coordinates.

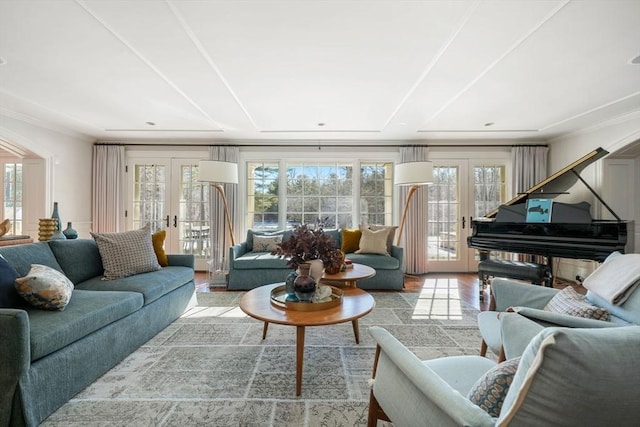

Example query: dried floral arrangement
[271,223,342,270]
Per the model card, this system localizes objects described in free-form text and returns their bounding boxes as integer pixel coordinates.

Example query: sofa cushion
[346,253,399,270]
[368,225,398,252]
[152,230,169,267]
[27,289,143,361]
[468,357,520,417]
[91,226,162,280]
[0,254,22,308]
[75,266,194,305]
[341,228,361,253]
[544,286,610,321]
[47,239,104,284]
[356,227,391,255]
[253,234,283,252]
[246,229,292,251]
[15,264,74,311]
[0,242,63,277]
[234,252,290,270]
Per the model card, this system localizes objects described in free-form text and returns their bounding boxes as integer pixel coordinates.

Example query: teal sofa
[228,229,404,290]
[0,239,196,427]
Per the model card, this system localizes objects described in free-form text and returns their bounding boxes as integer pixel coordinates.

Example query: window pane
[360,162,393,226]
[247,162,279,229]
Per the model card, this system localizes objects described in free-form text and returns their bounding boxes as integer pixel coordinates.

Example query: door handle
[173,216,177,228]
[462,216,466,229]
[166,215,170,228]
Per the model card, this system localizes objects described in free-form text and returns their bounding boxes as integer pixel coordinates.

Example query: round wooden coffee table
[321,263,376,287]
[239,282,375,396]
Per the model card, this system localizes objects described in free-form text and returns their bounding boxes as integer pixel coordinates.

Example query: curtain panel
[399,146,430,274]
[91,145,125,233]
[208,146,239,272]
[511,145,549,195]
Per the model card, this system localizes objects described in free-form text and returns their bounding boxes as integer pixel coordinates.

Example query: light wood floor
[193,272,582,312]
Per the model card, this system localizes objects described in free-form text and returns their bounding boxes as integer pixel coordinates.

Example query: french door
[127,158,210,270]
[426,159,508,272]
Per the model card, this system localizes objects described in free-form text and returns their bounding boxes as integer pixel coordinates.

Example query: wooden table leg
[296,325,305,396]
[262,322,269,340]
[351,319,360,344]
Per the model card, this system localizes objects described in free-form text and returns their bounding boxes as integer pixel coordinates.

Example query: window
[360,162,393,226]
[246,158,394,231]
[3,162,22,235]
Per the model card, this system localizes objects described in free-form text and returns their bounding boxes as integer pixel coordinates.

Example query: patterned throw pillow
[356,227,391,256]
[14,264,74,311]
[0,254,22,308]
[468,357,521,417]
[91,226,162,280]
[341,228,362,253]
[253,234,283,252]
[544,286,610,321]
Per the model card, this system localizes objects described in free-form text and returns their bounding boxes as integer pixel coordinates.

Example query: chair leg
[480,339,488,357]
[498,346,506,363]
[367,391,390,427]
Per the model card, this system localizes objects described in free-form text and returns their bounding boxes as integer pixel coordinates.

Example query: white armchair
[367,323,640,426]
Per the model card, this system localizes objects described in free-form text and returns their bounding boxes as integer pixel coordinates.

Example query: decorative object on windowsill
[63,222,78,239]
[394,161,434,246]
[38,218,57,241]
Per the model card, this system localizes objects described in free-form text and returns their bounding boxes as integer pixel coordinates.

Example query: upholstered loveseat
[0,238,196,427]
[228,228,404,290]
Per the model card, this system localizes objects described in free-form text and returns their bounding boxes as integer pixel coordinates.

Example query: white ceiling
[0,0,639,144]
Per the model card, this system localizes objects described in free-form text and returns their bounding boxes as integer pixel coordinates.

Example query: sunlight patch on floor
[181,306,247,318]
[412,277,463,320]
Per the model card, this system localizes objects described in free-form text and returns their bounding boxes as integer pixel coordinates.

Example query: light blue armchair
[368,323,640,426]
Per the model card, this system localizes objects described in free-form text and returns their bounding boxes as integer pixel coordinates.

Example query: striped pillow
[91,225,161,280]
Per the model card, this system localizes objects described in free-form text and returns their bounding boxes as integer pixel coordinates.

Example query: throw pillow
[368,225,398,251]
[341,228,362,253]
[253,234,283,252]
[468,357,521,417]
[14,264,74,311]
[0,254,22,308]
[544,286,610,321]
[355,227,391,256]
[90,225,162,280]
[152,230,169,267]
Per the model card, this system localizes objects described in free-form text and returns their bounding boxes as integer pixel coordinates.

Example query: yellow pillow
[341,229,362,254]
[152,230,169,267]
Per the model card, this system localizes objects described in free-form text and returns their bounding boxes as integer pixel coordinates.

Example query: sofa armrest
[368,326,495,426]
[510,306,620,329]
[229,242,248,271]
[167,254,195,269]
[491,278,559,311]
[390,245,403,264]
[0,309,30,426]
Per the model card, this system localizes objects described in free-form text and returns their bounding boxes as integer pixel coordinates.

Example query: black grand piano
[467,147,632,286]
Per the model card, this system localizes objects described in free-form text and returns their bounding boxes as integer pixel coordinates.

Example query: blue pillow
[0,254,22,307]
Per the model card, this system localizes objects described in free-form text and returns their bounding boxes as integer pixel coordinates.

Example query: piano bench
[478,259,552,300]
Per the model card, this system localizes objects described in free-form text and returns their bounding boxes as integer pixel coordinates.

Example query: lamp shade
[394,161,433,186]
[198,160,238,184]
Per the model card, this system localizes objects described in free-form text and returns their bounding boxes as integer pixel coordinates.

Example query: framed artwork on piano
[526,198,553,223]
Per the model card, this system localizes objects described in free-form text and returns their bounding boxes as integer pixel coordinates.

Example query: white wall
[0,114,94,239]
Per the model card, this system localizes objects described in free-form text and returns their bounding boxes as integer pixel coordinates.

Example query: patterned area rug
[42,279,486,426]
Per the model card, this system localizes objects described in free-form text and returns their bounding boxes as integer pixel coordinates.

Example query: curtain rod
[94,142,547,148]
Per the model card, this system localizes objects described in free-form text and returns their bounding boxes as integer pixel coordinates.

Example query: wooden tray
[270,285,343,312]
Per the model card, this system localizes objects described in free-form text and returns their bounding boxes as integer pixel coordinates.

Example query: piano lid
[484,147,612,219]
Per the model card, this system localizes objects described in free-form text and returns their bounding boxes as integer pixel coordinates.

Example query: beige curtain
[208,146,239,271]
[398,146,430,274]
[91,145,125,232]
[511,145,548,195]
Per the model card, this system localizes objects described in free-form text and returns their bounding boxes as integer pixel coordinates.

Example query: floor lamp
[198,160,238,279]
[394,161,434,246]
